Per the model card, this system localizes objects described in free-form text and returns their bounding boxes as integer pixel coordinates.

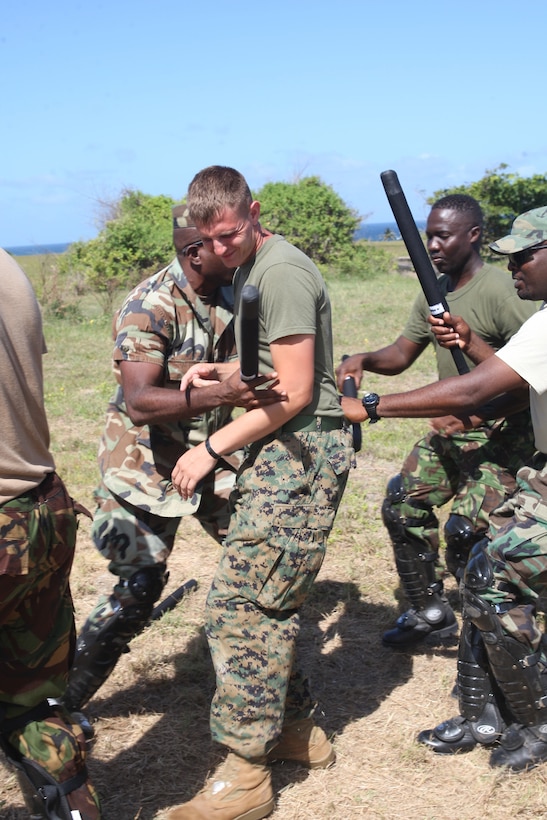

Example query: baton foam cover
[239,284,260,381]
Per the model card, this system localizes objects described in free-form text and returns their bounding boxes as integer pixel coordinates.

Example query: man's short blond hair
[187,166,252,226]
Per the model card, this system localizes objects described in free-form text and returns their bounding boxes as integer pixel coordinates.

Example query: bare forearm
[361,349,411,376]
[379,380,489,418]
[125,381,236,426]
[342,356,526,423]
[362,335,425,376]
[205,399,307,457]
[460,332,496,365]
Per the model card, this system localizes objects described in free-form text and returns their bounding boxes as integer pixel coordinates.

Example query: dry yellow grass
[3,456,547,819]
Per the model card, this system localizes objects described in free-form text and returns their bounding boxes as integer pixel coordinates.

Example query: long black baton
[380,170,469,375]
[150,579,198,622]
[239,284,260,382]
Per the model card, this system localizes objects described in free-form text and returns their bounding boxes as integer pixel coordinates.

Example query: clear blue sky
[3,0,547,247]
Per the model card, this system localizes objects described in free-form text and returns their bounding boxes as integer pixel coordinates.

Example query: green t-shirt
[234,235,342,418]
[403,262,538,379]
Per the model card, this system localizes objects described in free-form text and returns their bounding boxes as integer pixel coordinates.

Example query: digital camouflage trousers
[205,427,353,759]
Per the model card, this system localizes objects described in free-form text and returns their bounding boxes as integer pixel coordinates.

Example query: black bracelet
[204,437,222,460]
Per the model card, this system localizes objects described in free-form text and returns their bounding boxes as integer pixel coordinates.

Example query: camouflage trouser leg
[92,480,180,581]
[398,417,534,580]
[0,472,78,706]
[3,705,101,819]
[84,481,181,630]
[87,469,234,628]
[206,428,353,759]
[0,474,100,816]
[480,455,547,653]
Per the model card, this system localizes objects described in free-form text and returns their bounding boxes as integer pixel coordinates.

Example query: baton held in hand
[380,169,469,375]
[341,356,362,452]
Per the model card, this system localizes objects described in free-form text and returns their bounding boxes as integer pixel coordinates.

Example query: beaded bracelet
[204,437,222,460]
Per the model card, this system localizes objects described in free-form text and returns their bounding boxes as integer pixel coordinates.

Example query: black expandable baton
[341,356,362,452]
[239,284,260,382]
[150,578,198,622]
[380,170,469,375]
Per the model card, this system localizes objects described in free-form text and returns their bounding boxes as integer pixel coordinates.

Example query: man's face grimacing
[176,233,235,297]
[507,242,547,302]
[198,202,261,269]
[426,209,481,276]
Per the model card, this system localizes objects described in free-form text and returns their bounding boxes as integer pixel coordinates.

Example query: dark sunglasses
[179,240,204,257]
[508,243,547,267]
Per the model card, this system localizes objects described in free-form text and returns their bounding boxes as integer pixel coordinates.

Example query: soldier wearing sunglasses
[344,206,547,772]
[63,205,285,727]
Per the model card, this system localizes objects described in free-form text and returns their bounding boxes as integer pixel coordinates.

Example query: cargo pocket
[251,503,335,611]
[0,511,30,577]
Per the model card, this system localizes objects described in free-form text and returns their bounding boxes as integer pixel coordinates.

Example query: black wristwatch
[362,392,380,424]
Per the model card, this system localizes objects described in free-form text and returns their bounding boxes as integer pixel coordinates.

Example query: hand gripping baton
[380,170,469,375]
[239,284,260,382]
[341,356,362,452]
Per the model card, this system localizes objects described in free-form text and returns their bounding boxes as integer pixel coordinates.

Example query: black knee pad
[463,538,494,592]
[127,563,168,604]
[63,565,168,712]
[382,473,438,534]
[462,560,547,726]
[382,474,442,610]
[445,514,479,580]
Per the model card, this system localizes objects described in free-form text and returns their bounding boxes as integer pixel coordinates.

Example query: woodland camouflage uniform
[417,208,547,771]
[93,256,238,578]
[0,474,101,818]
[0,249,100,819]
[63,248,240,717]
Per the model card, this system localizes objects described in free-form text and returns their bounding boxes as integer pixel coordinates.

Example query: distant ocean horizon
[6,242,74,256]
[6,221,426,256]
[355,220,426,241]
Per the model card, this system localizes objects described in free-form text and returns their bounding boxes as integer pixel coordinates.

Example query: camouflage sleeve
[113,277,184,368]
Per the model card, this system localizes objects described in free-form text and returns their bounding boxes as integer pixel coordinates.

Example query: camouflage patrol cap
[490,206,547,254]
[172,204,195,229]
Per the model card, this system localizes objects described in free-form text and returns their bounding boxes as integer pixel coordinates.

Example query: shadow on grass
[0,581,420,819]
[297,580,416,734]
[87,580,420,818]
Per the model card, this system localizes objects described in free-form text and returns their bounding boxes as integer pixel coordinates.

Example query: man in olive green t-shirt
[338,194,536,649]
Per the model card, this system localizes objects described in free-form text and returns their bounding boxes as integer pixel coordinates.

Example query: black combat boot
[382,596,458,648]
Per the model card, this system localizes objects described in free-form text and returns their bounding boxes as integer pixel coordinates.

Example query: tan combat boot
[167,751,274,820]
[268,717,336,769]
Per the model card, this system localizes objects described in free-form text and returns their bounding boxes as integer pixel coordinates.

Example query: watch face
[363,393,380,422]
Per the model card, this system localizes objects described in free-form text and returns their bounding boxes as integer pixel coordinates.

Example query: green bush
[430,164,547,254]
[322,240,393,279]
[257,176,360,265]
[59,190,179,312]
